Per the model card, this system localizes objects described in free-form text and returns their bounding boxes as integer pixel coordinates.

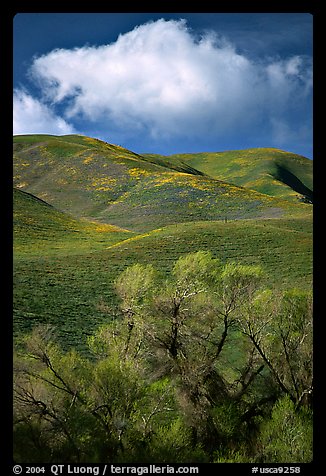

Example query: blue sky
[13,13,313,158]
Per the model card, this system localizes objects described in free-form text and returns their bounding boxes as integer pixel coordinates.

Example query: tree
[15,320,209,463]
[238,288,313,407]
[14,252,313,463]
[14,325,178,463]
[113,252,312,455]
[257,395,313,462]
[114,263,157,358]
[113,252,272,451]
[14,326,96,462]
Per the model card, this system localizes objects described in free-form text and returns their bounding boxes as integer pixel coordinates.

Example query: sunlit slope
[95,171,309,232]
[14,135,310,232]
[106,217,313,288]
[13,135,313,351]
[145,148,313,202]
[14,216,312,350]
[14,187,133,255]
[14,134,169,221]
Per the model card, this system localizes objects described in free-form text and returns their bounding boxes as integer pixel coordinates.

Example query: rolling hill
[14,187,133,255]
[13,134,313,351]
[144,148,313,203]
[14,210,312,351]
[14,135,311,232]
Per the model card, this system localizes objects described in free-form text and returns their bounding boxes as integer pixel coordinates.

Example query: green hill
[13,134,313,467]
[14,187,133,255]
[144,148,313,203]
[14,215,312,351]
[14,135,311,232]
[14,134,167,225]
[13,134,313,351]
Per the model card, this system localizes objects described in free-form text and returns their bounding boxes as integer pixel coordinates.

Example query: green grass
[14,136,311,232]
[95,170,311,232]
[14,134,168,224]
[14,188,133,256]
[106,216,312,288]
[13,135,313,353]
[144,148,313,202]
[14,213,312,353]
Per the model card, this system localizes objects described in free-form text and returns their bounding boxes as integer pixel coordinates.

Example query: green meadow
[13,135,312,352]
[13,135,313,463]
[14,214,312,352]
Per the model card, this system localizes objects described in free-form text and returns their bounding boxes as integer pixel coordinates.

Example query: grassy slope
[14,135,310,232]
[14,135,167,224]
[13,135,313,352]
[144,148,313,202]
[14,187,133,255]
[14,213,312,352]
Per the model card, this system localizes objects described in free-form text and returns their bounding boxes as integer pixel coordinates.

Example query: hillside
[144,148,313,203]
[14,214,312,351]
[14,187,133,255]
[13,135,167,225]
[14,135,311,232]
[13,134,313,351]
[13,133,313,465]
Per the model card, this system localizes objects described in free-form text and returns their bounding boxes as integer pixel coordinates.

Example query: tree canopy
[14,252,313,463]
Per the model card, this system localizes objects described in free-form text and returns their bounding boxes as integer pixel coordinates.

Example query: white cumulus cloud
[13,90,75,135]
[15,18,312,144]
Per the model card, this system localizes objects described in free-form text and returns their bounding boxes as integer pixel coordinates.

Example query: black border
[4,2,321,474]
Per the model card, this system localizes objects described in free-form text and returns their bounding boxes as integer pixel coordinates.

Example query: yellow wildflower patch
[83,156,93,164]
[93,224,119,233]
[83,137,99,146]
[116,155,141,162]
[153,172,212,189]
[151,172,220,192]
[106,228,162,249]
[128,168,151,178]
[89,176,117,191]
[57,178,68,186]
[39,145,54,158]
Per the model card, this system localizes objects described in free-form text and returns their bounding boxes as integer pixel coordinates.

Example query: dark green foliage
[14,254,313,463]
[257,395,313,462]
[272,163,313,203]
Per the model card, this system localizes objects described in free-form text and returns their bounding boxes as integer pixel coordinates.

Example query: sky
[13,13,313,158]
